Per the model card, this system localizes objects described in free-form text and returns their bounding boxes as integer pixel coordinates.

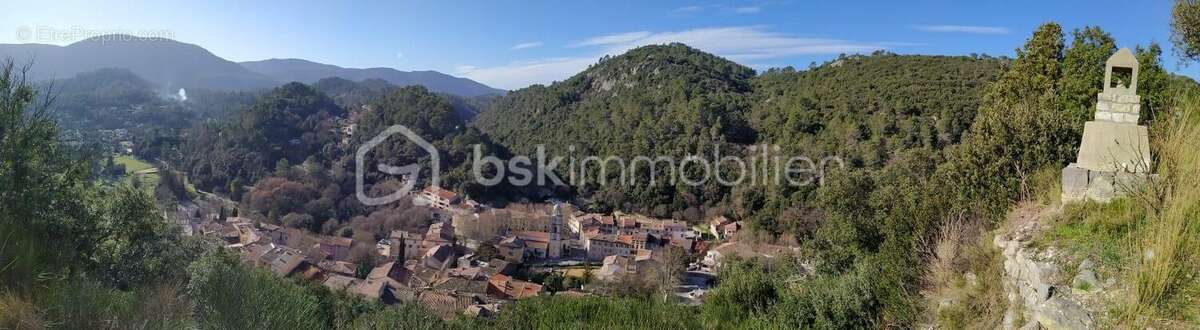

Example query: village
[186,185,796,319]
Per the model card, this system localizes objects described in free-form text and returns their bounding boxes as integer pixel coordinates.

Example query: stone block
[1094,111,1112,122]
[1087,172,1116,202]
[1035,296,1094,330]
[1061,165,1089,204]
[1061,165,1088,194]
[1112,102,1132,113]
[1114,171,1151,189]
[1096,100,1111,111]
[1115,113,1139,124]
[1076,121,1152,173]
[1118,94,1141,103]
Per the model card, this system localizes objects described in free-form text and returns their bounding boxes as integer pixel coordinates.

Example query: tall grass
[1125,94,1200,325]
[0,292,46,329]
[922,215,1007,329]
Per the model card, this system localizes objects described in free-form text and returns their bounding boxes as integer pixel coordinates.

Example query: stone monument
[1061,48,1153,203]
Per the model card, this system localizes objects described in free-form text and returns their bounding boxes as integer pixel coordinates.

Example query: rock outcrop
[995,221,1095,330]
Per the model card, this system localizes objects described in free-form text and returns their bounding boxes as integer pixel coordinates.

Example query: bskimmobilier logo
[356,125,440,206]
[356,126,845,207]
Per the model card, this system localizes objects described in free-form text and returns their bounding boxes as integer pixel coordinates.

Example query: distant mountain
[0,34,504,96]
[0,35,277,91]
[312,77,496,122]
[240,58,505,97]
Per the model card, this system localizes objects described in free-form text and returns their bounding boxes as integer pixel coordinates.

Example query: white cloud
[457,57,596,90]
[510,41,544,50]
[569,31,652,47]
[462,26,897,89]
[734,6,761,14]
[584,26,888,61]
[671,4,768,16]
[671,5,707,14]
[911,24,1009,35]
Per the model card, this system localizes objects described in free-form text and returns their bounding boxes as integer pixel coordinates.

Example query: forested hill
[472,44,1006,216]
[749,53,1006,168]
[313,77,495,123]
[473,43,756,156]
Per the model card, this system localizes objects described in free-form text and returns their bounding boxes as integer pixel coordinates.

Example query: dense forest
[472,44,1008,223]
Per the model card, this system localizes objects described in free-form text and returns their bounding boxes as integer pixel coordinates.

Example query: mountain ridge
[0,34,502,96]
[239,58,504,97]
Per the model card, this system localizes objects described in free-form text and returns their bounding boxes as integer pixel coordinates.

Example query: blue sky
[0,0,1191,89]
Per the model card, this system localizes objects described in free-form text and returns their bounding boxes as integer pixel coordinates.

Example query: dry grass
[1122,96,1200,326]
[922,216,1007,328]
[924,164,1069,328]
[0,292,46,330]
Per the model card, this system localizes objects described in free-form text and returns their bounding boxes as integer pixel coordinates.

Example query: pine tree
[950,23,1072,217]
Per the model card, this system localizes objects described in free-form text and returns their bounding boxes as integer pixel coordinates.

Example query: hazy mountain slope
[0,35,277,91]
[240,58,505,97]
[0,35,501,96]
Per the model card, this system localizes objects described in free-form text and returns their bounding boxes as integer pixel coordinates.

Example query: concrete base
[1075,121,1151,173]
[1061,163,1152,204]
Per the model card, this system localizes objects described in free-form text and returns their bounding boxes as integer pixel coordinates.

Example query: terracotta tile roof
[422,244,456,269]
[368,261,411,284]
[514,230,550,242]
[597,215,615,226]
[450,266,485,280]
[483,259,515,277]
[424,186,459,201]
[240,243,274,265]
[499,236,525,248]
[525,240,548,250]
[350,279,388,300]
[588,234,629,246]
[318,260,357,276]
[417,291,462,319]
[487,274,543,300]
[269,248,306,277]
[322,274,357,291]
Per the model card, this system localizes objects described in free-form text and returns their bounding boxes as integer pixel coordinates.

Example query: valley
[3,2,1200,329]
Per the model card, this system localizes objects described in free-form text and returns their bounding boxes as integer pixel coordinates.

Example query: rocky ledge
[994,220,1099,330]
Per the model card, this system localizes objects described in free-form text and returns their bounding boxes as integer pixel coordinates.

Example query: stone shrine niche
[1103,49,1138,95]
[1062,48,1154,203]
